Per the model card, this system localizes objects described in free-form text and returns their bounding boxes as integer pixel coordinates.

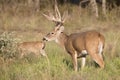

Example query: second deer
[18,41,47,58]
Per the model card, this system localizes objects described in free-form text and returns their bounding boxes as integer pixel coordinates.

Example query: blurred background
[0,0,120,80]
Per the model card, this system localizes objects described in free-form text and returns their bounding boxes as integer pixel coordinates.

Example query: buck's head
[43,1,67,42]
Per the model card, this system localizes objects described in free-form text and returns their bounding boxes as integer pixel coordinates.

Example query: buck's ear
[60,26,64,32]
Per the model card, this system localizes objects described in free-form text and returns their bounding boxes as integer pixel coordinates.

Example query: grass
[0,3,120,80]
[0,42,120,80]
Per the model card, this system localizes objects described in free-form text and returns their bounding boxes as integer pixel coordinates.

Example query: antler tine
[43,0,63,22]
[42,11,58,22]
[55,0,62,22]
[42,13,53,21]
[62,11,68,23]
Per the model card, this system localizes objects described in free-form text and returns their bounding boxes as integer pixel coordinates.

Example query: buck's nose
[42,37,48,41]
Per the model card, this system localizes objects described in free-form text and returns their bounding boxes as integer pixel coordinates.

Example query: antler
[42,12,57,22]
[62,11,68,23]
[54,0,61,21]
[43,0,68,23]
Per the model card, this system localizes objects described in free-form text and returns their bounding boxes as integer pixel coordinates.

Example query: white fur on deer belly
[77,50,88,57]
[82,50,88,55]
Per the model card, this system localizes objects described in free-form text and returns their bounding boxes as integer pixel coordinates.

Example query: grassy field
[0,4,120,80]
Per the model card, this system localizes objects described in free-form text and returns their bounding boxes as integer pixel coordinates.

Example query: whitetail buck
[43,1,105,71]
[18,41,47,58]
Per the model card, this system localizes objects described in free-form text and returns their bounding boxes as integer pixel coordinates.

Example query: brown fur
[43,26,105,71]
[43,2,105,71]
[18,41,46,58]
[65,30,105,71]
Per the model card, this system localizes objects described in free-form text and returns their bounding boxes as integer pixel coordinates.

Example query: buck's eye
[51,32,54,34]
[57,28,59,30]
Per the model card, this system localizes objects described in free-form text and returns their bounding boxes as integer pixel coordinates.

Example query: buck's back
[65,30,105,54]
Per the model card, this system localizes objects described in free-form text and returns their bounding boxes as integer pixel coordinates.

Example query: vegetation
[0,0,120,80]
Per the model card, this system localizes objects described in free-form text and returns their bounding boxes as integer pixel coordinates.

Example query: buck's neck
[55,32,68,49]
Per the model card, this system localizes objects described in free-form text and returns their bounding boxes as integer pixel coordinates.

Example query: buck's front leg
[71,51,78,71]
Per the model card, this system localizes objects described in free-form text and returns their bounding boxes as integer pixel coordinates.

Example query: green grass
[0,3,120,80]
[0,42,120,80]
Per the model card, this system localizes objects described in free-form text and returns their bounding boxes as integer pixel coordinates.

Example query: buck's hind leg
[89,52,104,69]
[81,50,87,69]
[81,56,86,69]
[98,41,104,61]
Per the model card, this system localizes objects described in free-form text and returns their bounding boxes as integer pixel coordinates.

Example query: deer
[42,1,105,71]
[18,41,47,58]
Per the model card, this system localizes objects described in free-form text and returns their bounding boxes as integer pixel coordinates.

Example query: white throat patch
[55,38,59,43]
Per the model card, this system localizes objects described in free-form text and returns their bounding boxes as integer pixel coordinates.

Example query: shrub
[0,32,20,60]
